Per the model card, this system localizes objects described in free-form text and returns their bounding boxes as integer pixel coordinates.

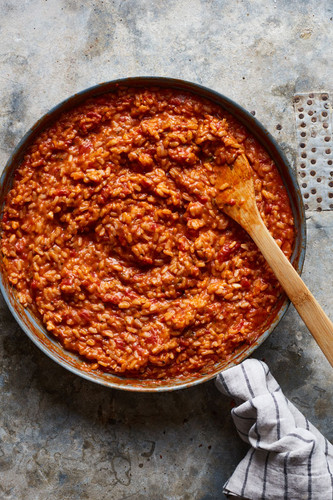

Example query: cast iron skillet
[0,77,306,392]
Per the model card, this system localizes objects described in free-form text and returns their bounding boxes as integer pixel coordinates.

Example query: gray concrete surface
[0,1,332,499]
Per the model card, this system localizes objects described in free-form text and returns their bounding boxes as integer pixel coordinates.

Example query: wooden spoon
[214,152,333,367]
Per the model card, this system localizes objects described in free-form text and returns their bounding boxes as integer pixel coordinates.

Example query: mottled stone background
[0,1,332,499]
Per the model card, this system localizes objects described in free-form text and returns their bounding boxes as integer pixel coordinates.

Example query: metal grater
[294,92,333,211]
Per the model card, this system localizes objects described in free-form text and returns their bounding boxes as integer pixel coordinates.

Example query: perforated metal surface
[294,92,333,211]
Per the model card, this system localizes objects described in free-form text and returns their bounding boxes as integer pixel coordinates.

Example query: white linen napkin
[215,358,333,500]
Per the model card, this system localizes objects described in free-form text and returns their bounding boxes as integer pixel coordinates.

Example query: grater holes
[294,92,332,211]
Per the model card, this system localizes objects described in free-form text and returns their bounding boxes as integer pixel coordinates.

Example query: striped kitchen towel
[216,358,333,500]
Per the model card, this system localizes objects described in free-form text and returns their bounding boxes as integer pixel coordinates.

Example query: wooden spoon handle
[247,216,333,367]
